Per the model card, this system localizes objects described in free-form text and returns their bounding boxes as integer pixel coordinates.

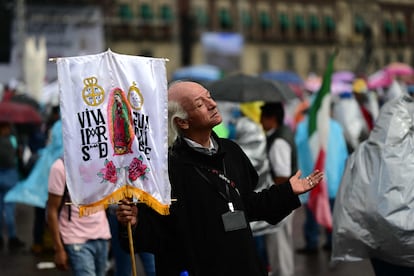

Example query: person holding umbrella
[116,81,323,275]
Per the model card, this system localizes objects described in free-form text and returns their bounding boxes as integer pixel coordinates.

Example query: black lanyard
[194,165,239,212]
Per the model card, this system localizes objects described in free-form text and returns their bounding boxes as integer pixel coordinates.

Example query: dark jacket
[120,133,301,276]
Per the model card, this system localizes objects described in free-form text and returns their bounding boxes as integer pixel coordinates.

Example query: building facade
[26,0,414,79]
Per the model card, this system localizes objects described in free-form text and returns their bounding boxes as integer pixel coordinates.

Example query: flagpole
[48,57,170,62]
[127,221,138,276]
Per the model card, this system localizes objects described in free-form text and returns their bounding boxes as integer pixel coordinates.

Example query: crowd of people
[1,62,414,276]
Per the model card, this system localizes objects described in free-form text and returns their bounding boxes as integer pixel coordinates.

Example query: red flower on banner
[97,159,118,184]
[128,157,148,181]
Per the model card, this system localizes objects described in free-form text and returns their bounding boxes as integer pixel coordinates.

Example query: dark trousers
[33,207,45,244]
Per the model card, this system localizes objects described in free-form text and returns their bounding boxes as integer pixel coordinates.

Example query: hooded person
[332,92,414,275]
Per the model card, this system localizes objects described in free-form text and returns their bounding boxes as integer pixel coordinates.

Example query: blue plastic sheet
[5,120,63,208]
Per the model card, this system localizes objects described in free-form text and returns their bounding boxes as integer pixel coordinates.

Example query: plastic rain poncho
[332,93,414,267]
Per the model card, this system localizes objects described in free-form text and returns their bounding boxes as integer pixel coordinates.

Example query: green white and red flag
[307,51,337,231]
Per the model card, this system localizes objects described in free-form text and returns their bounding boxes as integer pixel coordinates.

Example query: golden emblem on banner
[82,77,105,106]
[127,81,144,110]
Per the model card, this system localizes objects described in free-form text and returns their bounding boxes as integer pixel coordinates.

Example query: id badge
[222,210,247,232]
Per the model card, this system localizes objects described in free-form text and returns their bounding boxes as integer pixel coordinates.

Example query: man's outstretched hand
[289,170,324,195]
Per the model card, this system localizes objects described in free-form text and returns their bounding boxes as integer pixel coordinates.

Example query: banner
[201,32,243,74]
[57,49,170,216]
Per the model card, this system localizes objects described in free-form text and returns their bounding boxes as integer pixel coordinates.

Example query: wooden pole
[127,222,137,276]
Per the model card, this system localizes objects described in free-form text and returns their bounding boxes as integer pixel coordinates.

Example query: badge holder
[222,202,247,232]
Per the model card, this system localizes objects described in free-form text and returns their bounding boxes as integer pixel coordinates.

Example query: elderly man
[117,81,323,276]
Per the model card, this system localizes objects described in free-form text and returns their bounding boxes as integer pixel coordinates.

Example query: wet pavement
[291,206,375,276]
[1,204,375,275]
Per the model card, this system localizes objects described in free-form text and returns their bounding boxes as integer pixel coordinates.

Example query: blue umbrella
[260,71,305,99]
[172,64,222,82]
[260,71,304,85]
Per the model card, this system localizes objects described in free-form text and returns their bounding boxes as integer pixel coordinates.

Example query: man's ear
[175,117,189,129]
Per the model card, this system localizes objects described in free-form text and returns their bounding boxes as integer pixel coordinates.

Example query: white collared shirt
[184,137,218,155]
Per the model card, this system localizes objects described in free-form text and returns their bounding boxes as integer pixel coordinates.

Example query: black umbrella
[207,73,296,103]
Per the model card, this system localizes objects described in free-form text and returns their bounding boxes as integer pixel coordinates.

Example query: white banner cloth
[57,49,170,216]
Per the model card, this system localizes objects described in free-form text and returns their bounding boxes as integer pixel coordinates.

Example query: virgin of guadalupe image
[108,88,134,155]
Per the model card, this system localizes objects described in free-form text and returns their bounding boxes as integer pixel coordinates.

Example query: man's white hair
[168,100,188,147]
